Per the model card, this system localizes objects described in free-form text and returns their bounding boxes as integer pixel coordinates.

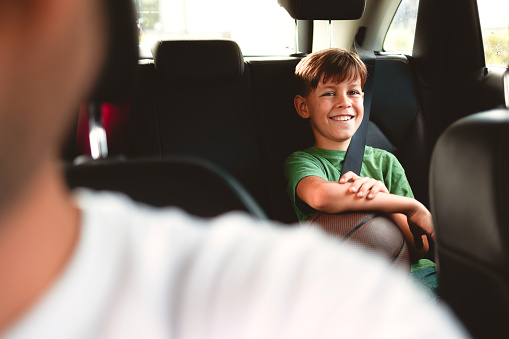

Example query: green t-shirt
[284,146,413,221]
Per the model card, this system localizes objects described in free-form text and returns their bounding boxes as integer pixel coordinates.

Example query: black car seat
[126,39,269,215]
[66,157,266,218]
[66,0,266,220]
[430,105,509,338]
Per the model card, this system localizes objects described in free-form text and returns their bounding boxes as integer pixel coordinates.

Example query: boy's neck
[313,138,351,151]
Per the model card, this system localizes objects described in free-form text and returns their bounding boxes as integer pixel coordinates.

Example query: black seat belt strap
[341,30,376,176]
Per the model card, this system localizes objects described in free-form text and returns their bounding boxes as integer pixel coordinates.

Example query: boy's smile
[295,78,364,151]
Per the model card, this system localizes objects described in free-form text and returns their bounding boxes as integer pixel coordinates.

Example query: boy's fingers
[341,175,389,199]
[367,180,388,199]
[339,171,359,184]
[348,177,369,195]
[357,178,385,198]
[355,178,375,197]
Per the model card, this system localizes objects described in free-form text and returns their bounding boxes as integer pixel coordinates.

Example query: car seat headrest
[153,40,245,86]
[89,0,139,104]
[277,0,366,20]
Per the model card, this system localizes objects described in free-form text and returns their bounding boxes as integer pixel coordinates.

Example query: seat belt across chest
[341,29,376,176]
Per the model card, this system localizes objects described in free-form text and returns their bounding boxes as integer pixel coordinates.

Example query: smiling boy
[285,48,434,260]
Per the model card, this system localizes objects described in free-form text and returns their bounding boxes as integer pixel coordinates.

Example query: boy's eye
[348,90,360,95]
[322,92,334,97]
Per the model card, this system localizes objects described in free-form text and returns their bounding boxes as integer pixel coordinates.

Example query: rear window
[477,0,509,67]
[136,0,295,58]
[383,0,419,53]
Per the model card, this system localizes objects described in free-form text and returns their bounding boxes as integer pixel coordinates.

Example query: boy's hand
[339,171,389,199]
[406,203,435,250]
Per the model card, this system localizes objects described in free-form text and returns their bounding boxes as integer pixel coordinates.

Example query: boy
[285,48,433,260]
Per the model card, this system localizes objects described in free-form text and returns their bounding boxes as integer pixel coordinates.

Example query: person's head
[0,0,107,211]
[294,48,367,150]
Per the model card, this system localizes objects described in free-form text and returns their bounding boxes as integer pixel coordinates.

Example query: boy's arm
[296,175,434,243]
[390,213,430,260]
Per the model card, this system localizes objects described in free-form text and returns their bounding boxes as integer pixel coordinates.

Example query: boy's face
[294,77,364,151]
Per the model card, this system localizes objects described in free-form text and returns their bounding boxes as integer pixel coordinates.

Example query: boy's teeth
[331,116,353,121]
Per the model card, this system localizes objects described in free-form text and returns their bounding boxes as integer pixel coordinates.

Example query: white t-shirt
[4,190,469,339]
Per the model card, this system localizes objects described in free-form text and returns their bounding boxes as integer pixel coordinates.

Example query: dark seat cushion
[66,157,267,219]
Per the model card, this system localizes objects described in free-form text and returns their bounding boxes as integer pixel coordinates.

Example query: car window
[477,0,509,67]
[383,0,419,53]
[136,0,295,58]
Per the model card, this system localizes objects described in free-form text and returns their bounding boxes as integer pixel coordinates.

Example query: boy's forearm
[298,177,435,244]
[347,191,423,217]
[301,179,421,216]
[390,213,429,260]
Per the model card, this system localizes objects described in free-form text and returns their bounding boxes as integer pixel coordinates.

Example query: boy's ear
[294,95,310,119]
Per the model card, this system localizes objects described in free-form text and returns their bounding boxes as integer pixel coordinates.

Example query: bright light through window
[383,0,419,53]
[477,0,509,67]
[136,0,295,58]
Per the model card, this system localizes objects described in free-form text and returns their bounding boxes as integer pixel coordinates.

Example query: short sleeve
[382,152,414,199]
[284,151,328,221]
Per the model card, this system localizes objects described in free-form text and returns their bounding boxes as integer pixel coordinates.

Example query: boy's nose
[336,95,352,108]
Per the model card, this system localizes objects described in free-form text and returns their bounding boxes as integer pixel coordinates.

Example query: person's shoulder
[71,190,468,339]
[74,188,193,223]
[365,146,391,156]
[292,147,346,159]
[176,218,469,339]
[285,147,321,165]
[73,189,208,240]
[365,146,399,161]
[72,188,368,270]
[287,147,316,158]
[73,188,293,242]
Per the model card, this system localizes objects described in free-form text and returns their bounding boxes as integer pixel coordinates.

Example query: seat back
[127,40,269,213]
[370,55,430,206]
[248,58,313,223]
[430,108,509,338]
[67,157,266,219]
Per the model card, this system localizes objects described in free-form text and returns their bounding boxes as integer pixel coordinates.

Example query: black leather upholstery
[247,58,312,223]
[277,0,366,20]
[66,157,267,219]
[128,40,269,214]
[430,108,509,338]
[153,40,245,86]
[370,55,430,206]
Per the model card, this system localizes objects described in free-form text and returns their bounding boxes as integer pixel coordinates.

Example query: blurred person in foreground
[0,1,469,338]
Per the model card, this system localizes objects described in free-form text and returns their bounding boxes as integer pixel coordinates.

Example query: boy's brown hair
[295,48,367,97]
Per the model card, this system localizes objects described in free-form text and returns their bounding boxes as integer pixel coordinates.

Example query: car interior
[60,0,509,337]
